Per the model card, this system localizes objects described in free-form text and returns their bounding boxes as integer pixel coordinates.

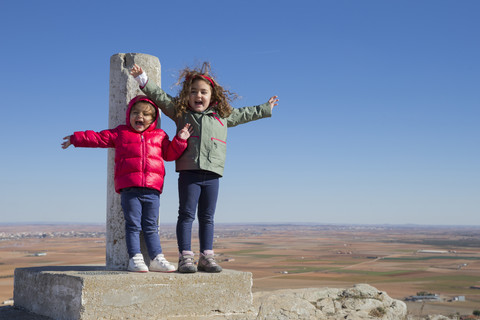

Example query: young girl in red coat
[62,95,193,272]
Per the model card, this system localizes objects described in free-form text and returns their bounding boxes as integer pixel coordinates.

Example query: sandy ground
[2,223,480,318]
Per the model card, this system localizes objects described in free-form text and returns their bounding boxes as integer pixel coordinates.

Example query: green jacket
[141,80,272,176]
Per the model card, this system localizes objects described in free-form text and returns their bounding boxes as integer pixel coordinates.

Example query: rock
[253,284,408,320]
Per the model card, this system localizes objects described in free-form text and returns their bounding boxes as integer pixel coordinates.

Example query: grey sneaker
[198,251,222,273]
[150,254,176,272]
[178,250,197,273]
[128,253,149,272]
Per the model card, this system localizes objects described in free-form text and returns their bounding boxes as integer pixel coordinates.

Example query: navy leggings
[176,170,220,253]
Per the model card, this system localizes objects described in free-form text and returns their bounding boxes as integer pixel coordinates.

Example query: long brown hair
[174,62,237,118]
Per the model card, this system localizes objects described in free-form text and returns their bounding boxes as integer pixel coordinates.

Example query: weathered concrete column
[107,53,161,270]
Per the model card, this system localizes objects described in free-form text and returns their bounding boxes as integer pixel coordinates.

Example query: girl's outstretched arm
[61,136,72,149]
[268,96,279,110]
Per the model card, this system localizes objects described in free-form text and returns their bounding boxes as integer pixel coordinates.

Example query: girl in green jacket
[131,63,278,273]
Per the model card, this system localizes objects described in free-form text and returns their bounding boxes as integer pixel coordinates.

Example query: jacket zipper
[141,134,146,186]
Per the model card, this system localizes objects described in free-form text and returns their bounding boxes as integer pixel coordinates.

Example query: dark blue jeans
[121,187,162,259]
[177,171,220,253]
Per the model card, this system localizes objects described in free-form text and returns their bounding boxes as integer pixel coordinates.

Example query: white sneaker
[150,254,176,272]
[128,253,149,272]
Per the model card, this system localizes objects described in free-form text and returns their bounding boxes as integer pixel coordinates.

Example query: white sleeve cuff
[134,72,148,87]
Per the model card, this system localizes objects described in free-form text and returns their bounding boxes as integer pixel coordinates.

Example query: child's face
[189,79,212,113]
[130,102,156,132]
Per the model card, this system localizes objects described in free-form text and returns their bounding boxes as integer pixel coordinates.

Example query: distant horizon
[2,221,480,228]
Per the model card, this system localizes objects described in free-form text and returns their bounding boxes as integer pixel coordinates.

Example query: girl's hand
[268,96,279,110]
[130,64,144,78]
[177,123,194,140]
[62,136,72,149]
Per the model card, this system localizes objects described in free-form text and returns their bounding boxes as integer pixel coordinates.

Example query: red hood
[126,95,160,132]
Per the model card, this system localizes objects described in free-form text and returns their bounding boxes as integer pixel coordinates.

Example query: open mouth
[135,121,144,126]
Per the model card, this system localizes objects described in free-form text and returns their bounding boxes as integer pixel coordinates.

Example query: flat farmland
[1,223,480,318]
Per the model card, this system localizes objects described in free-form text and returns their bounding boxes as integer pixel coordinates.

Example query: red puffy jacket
[70,96,187,193]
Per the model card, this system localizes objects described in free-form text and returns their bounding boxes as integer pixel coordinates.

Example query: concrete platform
[14,266,255,320]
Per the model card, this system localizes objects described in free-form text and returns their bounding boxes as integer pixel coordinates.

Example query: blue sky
[0,1,478,225]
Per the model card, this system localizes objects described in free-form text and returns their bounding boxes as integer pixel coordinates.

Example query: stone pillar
[106,53,161,270]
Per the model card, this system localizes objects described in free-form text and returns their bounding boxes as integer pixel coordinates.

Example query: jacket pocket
[207,137,226,165]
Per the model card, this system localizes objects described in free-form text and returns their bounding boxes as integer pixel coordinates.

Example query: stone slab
[14,266,255,320]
